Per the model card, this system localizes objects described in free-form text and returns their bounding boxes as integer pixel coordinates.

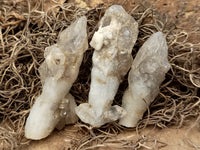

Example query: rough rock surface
[75,5,138,127]
[119,32,171,127]
[25,16,88,140]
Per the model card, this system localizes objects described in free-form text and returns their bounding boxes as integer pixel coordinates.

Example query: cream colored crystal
[75,5,138,127]
[119,32,171,127]
[25,16,88,140]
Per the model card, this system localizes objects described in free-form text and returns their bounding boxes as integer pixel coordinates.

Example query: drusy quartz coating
[75,5,139,127]
[119,32,171,127]
[25,16,88,140]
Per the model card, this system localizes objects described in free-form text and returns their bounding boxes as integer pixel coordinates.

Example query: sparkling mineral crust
[25,16,88,140]
[75,5,139,127]
[119,32,171,127]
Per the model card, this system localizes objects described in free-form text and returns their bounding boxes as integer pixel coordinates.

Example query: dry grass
[0,0,200,149]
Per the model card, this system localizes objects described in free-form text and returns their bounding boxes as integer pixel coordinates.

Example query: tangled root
[0,0,199,149]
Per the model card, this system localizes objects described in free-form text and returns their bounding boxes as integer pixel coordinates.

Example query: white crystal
[119,32,171,127]
[75,5,138,127]
[25,16,88,140]
[56,94,78,130]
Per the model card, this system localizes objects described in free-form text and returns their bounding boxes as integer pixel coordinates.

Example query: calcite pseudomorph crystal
[119,32,171,127]
[25,16,88,140]
[75,5,139,127]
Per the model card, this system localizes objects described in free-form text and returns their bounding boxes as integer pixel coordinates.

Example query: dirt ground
[23,124,200,150]
[20,0,200,150]
[1,0,200,149]
[69,0,200,30]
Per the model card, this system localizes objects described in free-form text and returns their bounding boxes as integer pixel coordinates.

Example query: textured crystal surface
[56,94,78,130]
[75,5,138,127]
[119,32,171,127]
[25,16,88,140]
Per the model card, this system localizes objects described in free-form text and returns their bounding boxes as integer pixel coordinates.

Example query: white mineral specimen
[56,94,78,130]
[119,32,171,127]
[75,5,138,127]
[25,16,88,140]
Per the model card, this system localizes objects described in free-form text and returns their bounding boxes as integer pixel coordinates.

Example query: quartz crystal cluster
[75,5,139,127]
[25,5,171,140]
[25,16,88,140]
[119,32,171,127]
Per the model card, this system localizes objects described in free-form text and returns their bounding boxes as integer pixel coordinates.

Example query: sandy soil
[23,121,200,150]
[20,0,200,149]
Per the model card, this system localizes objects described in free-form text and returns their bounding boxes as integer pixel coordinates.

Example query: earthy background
[25,0,200,149]
[0,0,200,149]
